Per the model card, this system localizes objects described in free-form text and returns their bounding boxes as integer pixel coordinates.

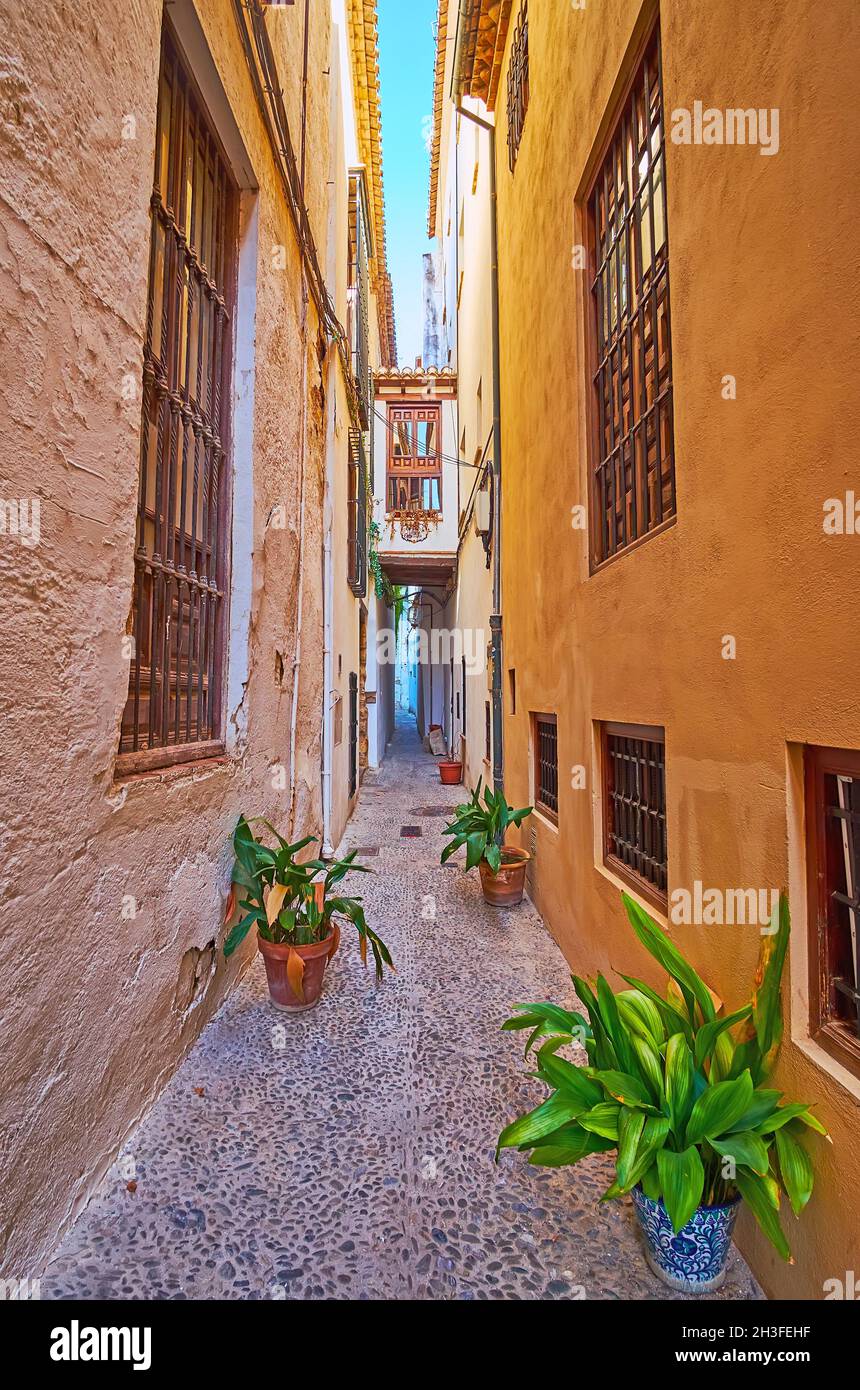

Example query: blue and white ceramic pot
[631,1186,741,1293]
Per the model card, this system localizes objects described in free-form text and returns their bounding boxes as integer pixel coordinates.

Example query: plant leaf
[223,914,257,959]
[664,1033,696,1140]
[730,1088,782,1132]
[617,990,666,1046]
[224,885,237,925]
[622,893,716,1024]
[735,1170,792,1262]
[597,975,637,1076]
[615,1114,671,1194]
[632,1035,664,1104]
[591,1069,656,1111]
[657,1146,705,1233]
[286,947,305,1003]
[640,1160,662,1201]
[535,1050,603,1107]
[775,1127,814,1215]
[619,974,693,1045]
[484,841,502,874]
[465,832,487,871]
[709,1130,770,1177]
[579,1103,621,1141]
[694,1005,752,1071]
[757,1103,828,1138]
[685,1071,754,1146]
[752,893,790,1063]
[496,1091,589,1156]
[266,883,289,927]
[616,1107,647,1188]
[526,1125,614,1166]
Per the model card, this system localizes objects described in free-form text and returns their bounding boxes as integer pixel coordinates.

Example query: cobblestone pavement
[42,713,762,1301]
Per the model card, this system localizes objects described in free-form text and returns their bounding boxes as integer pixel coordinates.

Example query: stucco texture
[0,0,331,1276]
[494,0,860,1298]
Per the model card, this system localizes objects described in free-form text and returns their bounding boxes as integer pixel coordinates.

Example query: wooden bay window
[386,405,442,514]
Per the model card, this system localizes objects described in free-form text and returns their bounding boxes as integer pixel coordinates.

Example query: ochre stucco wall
[0,0,332,1276]
[495,0,860,1298]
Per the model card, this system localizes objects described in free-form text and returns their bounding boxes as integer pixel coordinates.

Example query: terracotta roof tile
[347,0,397,365]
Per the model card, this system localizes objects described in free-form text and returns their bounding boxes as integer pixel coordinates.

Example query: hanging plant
[369,520,407,634]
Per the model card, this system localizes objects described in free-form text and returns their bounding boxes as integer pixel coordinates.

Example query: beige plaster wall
[0,0,332,1275]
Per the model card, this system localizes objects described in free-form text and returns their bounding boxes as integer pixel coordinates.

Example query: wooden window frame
[584,20,675,572]
[506,2,530,173]
[347,428,368,597]
[385,403,442,515]
[805,745,860,1082]
[601,722,667,911]
[117,23,238,777]
[347,170,372,429]
[532,713,559,825]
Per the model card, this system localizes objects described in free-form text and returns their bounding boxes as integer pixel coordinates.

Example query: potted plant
[438,758,463,785]
[438,737,463,785]
[497,891,827,1292]
[223,816,394,1012]
[441,779,532,906]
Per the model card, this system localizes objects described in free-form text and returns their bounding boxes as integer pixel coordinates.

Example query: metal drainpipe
[455,101,503,797]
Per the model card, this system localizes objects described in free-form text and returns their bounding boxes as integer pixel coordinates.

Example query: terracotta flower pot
[257,923,340,1013]
[478,847,531,907]
[439,760,463,785]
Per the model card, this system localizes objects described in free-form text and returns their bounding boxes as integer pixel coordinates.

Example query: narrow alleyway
[42,715,761,1301]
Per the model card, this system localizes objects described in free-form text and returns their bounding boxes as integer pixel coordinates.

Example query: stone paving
[42,713,762,1301]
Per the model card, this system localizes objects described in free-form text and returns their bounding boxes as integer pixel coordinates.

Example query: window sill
[793,1033,860,1103]
[533,808,559,835]
[603,852,667,916]
[596,856,669,928]
[113,749,231,790]
[806,1022,860,1087]
[589,514,677,577]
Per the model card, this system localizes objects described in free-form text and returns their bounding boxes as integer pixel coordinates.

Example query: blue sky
[377,0,438,367]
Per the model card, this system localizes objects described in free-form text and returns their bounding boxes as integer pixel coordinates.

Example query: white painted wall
[373,386,460,556]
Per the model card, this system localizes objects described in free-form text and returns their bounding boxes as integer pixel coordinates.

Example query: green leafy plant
[497,892,828,1262]
[440,778,532,874]
[223,816,394,983]
[368,521,407,634]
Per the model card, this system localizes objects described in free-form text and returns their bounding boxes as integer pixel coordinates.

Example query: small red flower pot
[439,760,463,785]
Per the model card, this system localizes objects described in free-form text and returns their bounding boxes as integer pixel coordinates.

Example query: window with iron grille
[587,24,675,568]
[805,746,860,1081]
[533,714,558,823]
[386,405,442,514]
[348,171,372,429]
[118,28,237,773]
[506,3,529,172]
[603,723,667,906]
[347,428,368,597]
